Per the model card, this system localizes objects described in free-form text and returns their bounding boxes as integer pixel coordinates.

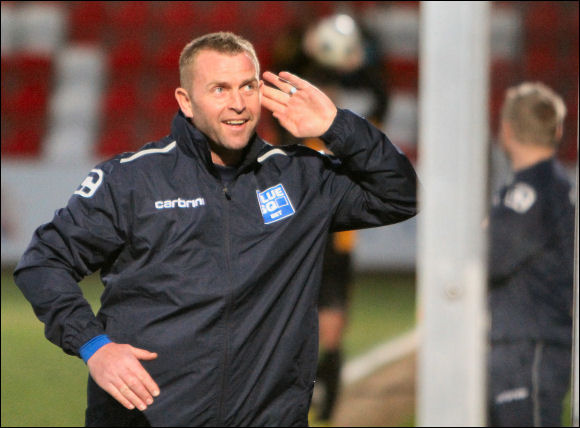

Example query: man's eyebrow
[205,78,258,89]
[206,80,230,89]
[240,77,259,87]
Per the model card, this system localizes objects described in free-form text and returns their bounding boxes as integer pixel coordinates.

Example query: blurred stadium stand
[1,1,578,269]
[1,1,578,162]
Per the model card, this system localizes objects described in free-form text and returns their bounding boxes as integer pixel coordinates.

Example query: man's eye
[214,87,224,94]
[244,83,256,91]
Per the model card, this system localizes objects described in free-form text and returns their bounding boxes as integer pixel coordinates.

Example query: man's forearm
[14,266,105,357]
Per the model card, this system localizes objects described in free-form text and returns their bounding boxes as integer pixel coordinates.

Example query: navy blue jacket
[14,109,418,426]
[488,158,575,346]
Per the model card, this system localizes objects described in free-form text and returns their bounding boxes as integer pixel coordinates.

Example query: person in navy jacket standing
[14,32,418,427]
[487,82,574,427]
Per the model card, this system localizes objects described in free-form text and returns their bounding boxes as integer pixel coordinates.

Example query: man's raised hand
[261,71,337,138]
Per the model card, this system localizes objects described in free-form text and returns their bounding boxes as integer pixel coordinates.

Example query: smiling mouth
[223,119,249,127]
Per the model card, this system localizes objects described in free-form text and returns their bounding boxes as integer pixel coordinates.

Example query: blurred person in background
[487,82,575,427]
[14,32,417,427]
[272,13,390,424]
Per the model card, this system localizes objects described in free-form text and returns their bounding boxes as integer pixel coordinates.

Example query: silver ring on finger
[289,86,297,96]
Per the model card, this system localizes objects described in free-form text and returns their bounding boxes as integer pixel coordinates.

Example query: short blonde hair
[501,82,567,147]
[179,32,260,91]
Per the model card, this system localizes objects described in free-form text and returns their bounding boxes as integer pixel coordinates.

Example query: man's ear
[175,87,194,118]
[497,119,511,155]
[500,119,510,139]
[500,119,513,144]
[555,122,563,143]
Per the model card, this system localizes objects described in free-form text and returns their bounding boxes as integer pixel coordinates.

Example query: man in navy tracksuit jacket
[487,82,574,427]
[14,33,418,427]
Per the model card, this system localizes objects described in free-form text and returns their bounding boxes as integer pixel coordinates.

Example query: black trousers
[488,341,571,427]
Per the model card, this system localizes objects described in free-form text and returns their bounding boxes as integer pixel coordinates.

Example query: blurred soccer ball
[303,14,364,72]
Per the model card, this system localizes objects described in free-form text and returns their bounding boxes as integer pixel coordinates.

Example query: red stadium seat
[491,59,519,87]
[107,39,147,82]
[142,83,178,140]
[253,2,296,35]
[96,123,140,159]
[68,1,107,43]
[352,2,382,12]
[1,122,44,157]
[523,47,559,82]
[101,82,140,129]
[8,53,52,83]
[106,1,150,40]
[385,57,419,91]
[149,84,178,117]
[144,118,173,143]
[205,2,243,33]
[560,92,578,163]
[4,82,49,120]
[149,41,184,80]
[309,1,336,17]
[151,2,202,44]
[1,53,52,157]
[525,2,561,39]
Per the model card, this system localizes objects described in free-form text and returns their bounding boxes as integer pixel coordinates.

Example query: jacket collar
[170,110,267,176]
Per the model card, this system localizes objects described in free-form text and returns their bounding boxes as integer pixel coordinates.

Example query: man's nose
[229,90,246,113]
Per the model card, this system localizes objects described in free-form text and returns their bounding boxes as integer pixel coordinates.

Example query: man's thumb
[131,347,158,360]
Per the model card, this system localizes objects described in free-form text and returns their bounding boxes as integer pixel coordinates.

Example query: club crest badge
[256,183,295,224]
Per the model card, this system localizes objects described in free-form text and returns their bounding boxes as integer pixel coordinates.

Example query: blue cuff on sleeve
[80,334,112,363]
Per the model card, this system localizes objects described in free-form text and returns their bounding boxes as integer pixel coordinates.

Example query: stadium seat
[386,57,418,91]
[41,44,105,162]
[54,45,105,91]
[9,53,53,84]
[149,83,178,117]
[68,1,107,42]
[253,2,295,35]
[106,1,150,41]
[50,84,99,126]
[352,2,382,12]
[522,47,559,81]
[1,118,44,157]
[491,59,519,87]
[101,82,140,130]
[14,3,66,55]
[144,117,173,144]
[561,92,578,162]
[524,2,561,40]
[43,121,97,162]
[490,5,522,61]
[205,2,243,33]
[1,3,16,55]
[363,5,419,59]
[142,83,178,141]
[97,123,140,159]
[253,39,274,72]
[107,39,147,83]
[384,90,418,158]
[309,1,336,17]
[5,82,50,120]
[149,41,184,78]
[151,2,201,44]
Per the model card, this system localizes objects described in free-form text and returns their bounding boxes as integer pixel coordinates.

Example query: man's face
[179,50,262,156]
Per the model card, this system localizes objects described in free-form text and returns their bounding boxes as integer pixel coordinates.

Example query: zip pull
[223,186,232,200]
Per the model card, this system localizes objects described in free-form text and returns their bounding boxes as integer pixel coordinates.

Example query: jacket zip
[217,184,233,425]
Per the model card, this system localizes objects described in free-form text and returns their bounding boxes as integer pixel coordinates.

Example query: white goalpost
[416,2,491,426]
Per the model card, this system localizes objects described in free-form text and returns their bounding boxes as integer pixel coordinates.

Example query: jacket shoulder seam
[119,141,177,164]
